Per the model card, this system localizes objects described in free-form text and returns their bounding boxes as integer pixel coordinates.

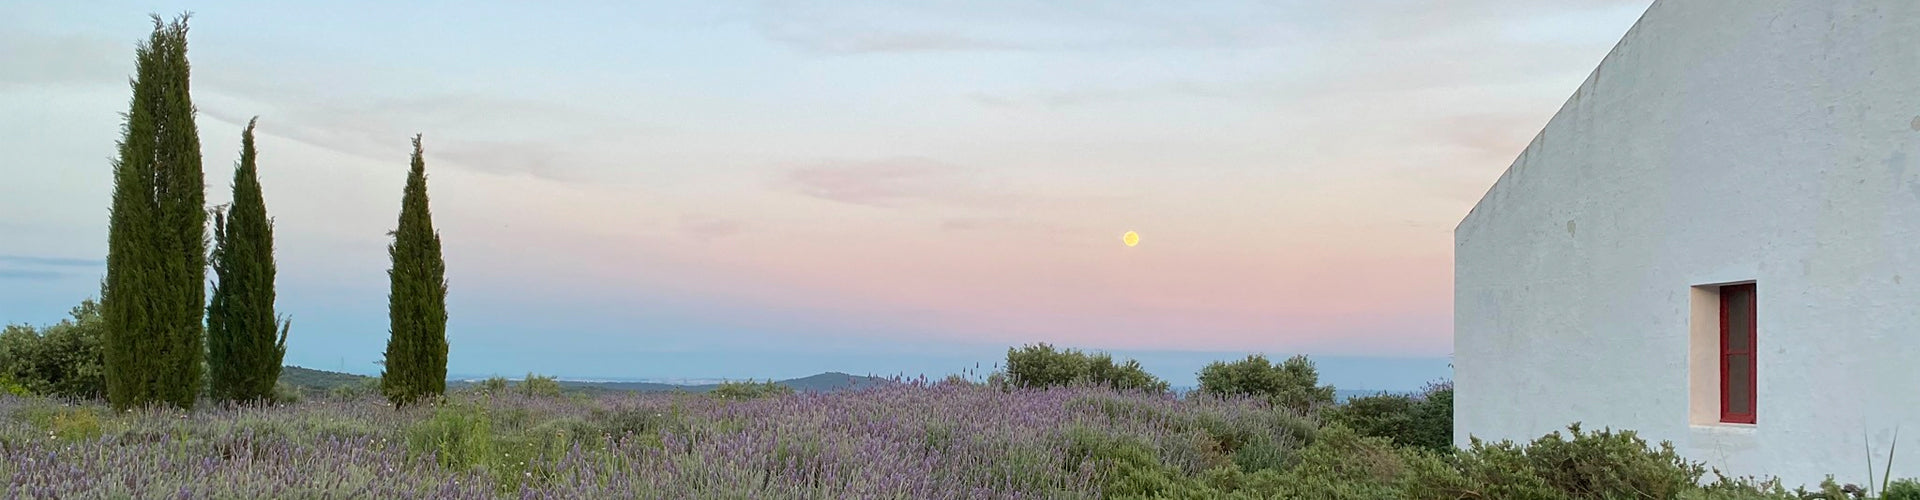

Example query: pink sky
[0,1,1652,380]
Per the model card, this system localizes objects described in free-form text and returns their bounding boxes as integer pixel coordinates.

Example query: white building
[1454,1,1920,487]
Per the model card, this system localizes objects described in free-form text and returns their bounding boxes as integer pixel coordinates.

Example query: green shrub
[1886,479,1920,500]
[328,378,381,399]
[0,301,107,399]
[1454,423,1706,500]
[479,376,509,394]
[1005,343,1169,393]
[711,379,793,400]
[520,373,563,398]
[1268,425,1413,499]
[1326,380,1452,453]
[1196,354,1335,413]
[269,382,303,404]
[0,375,28,397]
[406,402,494,470]
[15,405,109,442]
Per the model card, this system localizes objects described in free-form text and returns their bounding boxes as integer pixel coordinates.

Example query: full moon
[1122,231,1140,247]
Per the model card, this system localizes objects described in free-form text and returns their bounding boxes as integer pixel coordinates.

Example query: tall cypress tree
[208,117,289,404]
[381,135,448,406]
[102,14,206,410]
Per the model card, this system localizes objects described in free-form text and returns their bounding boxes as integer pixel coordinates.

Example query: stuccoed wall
[1455,0,1920,488]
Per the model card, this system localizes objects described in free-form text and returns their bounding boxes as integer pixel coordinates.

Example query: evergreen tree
[208,117,289,404]
[102,14,206,410]
[380,135,448,406]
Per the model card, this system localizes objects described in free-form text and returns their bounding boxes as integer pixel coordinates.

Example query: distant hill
[429,370,891,394]
[279,366,376,392]
[537,372,892,394]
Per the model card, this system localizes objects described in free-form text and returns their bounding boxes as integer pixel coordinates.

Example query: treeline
[998,342,1454,452]
[2,14,452,410]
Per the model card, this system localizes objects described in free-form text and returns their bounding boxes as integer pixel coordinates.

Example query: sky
[0,0,1652,390]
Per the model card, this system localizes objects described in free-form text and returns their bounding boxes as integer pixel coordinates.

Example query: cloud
[0,30,126,87]
[679,215,749,241]
[751,1,1311,55]
[761,28,1024,54]
[0,255,104,267]
[0,269,66,281]
[194,70,661,182]
[782,157,1019,209]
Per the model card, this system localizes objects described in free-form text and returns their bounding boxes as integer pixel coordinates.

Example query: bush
[1005,343,1169,393]
[271,381,303,404]
[0,300,107,399]
[520,373,562,398]
[1451,423,1710,500]
[0,374,28,397]
[711,379,793,400]
[1196,354,1335,413]
[1326,380,1452,453]
[1885,479,1920,500]
[328,378,382,399]
[406,402,494,470]
[478,376,510,394]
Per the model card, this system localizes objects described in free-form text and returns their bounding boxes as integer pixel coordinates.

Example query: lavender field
[0,380,1309,499]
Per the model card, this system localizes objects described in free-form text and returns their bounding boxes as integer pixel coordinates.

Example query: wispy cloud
[781,157,1020,209]
[0,255,103,267]
[679,215,749,241]
[196,76,661,182]
[0,269,67,281]
[750,1,1308,55]
[0,30,125,88]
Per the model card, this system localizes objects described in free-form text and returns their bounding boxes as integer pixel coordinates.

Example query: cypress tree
[380,135,448,406]
[208,117,289,404]
[102,14,206,410]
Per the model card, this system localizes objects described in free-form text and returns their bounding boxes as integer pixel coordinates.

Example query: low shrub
[271,381,303,404]
[478,376,510,394]
[1885,478,1920,500]
[711,379,793,400]
[520,373,563,398]
[1196,354,1335,413]
[1006,343,1170,393]
[1325,380,1452,453]
[406,402,494,470]
[0,375,28,397]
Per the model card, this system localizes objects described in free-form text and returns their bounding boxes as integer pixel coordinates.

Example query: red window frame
[1719,283,1757,424]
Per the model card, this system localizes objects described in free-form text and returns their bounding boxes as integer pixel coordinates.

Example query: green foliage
[271,381,303,404]
[1197,354,1336,413]
[381,135,450,406]
[1005,343,1170,393]
[15,404,110,442]
[1451,423,1712,500]
[0,375,28,397]
[327,378,382,400]
[0,301,108,399]
[479,376,510,394]
[1267,425,1411,499]
[710,379,794,400]
[1098,420,1803,500]
[207,117,290,405]
[399,399,594,492]
[1325,380,1453,453]
[406,402,494,470]
[102,13,206,411]
[277,366,375,393]
[520,373,562,398]
[1884,479,1920,500]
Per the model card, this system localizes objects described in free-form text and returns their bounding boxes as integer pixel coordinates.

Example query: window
[1719,283,1756,424]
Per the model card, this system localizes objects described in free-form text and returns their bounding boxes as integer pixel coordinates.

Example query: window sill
[1690,423,1757,435]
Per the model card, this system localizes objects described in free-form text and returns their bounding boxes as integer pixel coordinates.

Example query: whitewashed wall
[1455,0,1920,488]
